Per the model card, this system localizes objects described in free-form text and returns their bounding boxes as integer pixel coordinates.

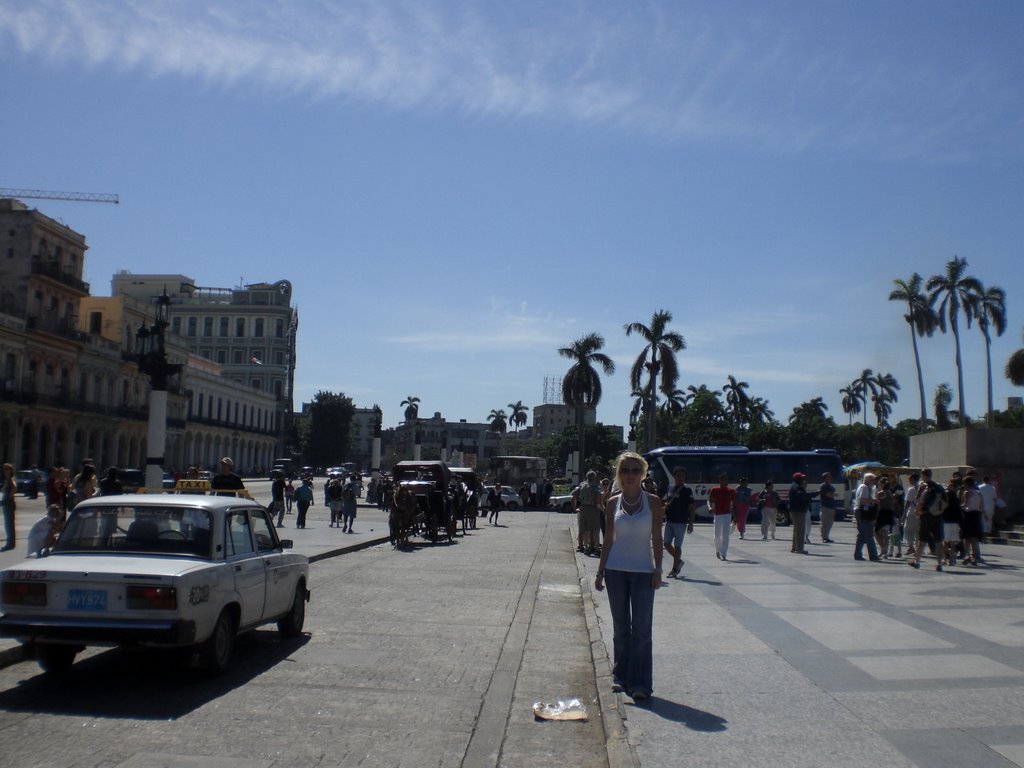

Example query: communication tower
[543,375,564,405]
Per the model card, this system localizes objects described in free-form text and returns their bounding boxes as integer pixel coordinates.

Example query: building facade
[0,199,282,475]
[110,273,297,454]
[531,403,596,438]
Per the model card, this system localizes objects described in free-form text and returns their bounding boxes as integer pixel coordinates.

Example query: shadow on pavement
[0,630,310,719]
[631,696,728,731]
[671,577,723,586]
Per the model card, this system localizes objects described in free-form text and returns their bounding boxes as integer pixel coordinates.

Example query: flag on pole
[250,356,263,365]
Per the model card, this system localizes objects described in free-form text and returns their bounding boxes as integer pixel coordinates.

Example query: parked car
[549,492,575,513]
[0,492,309,675]
[15,470,39,497]
[116,468,146,492]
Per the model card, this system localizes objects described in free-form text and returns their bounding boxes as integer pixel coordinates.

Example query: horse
[389,485,419,548]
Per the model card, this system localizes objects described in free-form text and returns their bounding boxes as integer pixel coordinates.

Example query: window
[254,318,264,337]
[219,317,229,337]
[251,380,262,390]
[171,317,182,335]
[201,350,211,360]
[235,318,245,337]
[89,311,102,334]
[251,511,277,552]
[232,350,244,365]
[227,512,254,556]
[216,350,226,364]
[203,317,213,336]
[274,351,284,365]
[187,317,197,337]
[275,319,284,338]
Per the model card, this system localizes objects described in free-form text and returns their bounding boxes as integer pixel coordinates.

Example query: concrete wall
[910,428,1024,520]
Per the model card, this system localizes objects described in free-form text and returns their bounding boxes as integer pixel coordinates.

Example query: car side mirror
[279,539,293,549]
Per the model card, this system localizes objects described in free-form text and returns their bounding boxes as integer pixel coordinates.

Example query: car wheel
[776,509,791,527]
[278,583,306,638]
[203,609,236,675]
[36,643,78,674]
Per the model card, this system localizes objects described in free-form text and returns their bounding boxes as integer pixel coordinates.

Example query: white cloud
[2,0,1021,159]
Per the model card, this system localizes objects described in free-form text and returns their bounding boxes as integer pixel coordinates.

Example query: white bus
[644,446,847,525]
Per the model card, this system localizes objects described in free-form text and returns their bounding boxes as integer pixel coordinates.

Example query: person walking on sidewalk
[819,471,838,542]
[852,472,880,561]
[662,466,694,577]
[594,451,664,703]
[575,471,603,555]
[487,482,505,525]
[294,477,314,529]
[732,477,752,540]
[272,472,287,527]
[1,463,17,551]
[788,473,815,554]
[902,473,921,557]
[757,481,780,540]
[708,474,736,561]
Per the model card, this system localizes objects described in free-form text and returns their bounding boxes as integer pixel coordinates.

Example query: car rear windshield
[52,505,213,558]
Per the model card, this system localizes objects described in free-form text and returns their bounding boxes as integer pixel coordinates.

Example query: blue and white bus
[644,446,847,525]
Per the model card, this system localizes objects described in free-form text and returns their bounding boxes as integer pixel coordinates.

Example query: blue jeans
[605,569,655,697]
[855,518,878,560]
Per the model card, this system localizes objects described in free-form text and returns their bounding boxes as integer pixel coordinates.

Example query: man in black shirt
[271,471,286,526]
[210,457,245,496]
[662,467,695,577]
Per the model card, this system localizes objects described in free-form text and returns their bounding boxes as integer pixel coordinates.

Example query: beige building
[0,198,283,475]
[531,403,596,438]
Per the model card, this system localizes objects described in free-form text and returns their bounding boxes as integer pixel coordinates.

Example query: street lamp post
[370,405,382,481]
[413,419,422,461]
[135,289,183,490]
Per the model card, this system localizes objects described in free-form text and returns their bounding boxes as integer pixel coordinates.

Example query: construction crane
[0,188,119,204]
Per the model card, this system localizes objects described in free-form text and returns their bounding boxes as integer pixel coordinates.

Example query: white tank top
[605,493,655,573]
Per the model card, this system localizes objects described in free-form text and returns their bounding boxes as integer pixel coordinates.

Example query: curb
[572,527,639,768]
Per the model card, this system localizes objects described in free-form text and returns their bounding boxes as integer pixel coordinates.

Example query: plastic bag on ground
[532,697,588,721]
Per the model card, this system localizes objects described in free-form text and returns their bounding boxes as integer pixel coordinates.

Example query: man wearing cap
[211,457,245,495]
[787,473,816,554]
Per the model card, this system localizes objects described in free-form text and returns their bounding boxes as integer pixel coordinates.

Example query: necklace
[620,493,643,513]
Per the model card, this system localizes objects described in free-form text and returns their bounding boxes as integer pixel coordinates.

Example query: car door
[225,509,266,627]
[249,508,293,620]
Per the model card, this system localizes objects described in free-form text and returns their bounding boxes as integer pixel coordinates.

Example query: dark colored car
[15,470,39,497]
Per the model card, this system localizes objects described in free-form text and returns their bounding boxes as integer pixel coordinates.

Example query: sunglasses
[620,466,643,475]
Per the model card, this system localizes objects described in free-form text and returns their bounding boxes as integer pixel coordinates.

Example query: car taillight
[2,581,47,606]
[126,586,177,610]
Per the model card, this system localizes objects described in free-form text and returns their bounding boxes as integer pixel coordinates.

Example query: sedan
[0,492,309,676]
[480,485,524,511]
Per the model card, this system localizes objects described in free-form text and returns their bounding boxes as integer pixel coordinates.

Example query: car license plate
[67,589,107,611]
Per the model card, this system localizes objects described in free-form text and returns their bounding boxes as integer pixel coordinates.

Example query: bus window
[756,455,791,484]
[707,457,750,483]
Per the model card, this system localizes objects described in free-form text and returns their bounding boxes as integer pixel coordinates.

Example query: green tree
[558,333,615,479]
[870,372,900,427]
[934,383,954,431]
[789,397,829,423]
[665,385,736,446]
[889,273,937,433]
[972,284,1007,426]
[624,309,685,451]
[927,256,982,427]
[852,369,876,427]
[303,391,356,468]
[400,395,420,424]
[508,400,528,437]
[839,385,861,426]
[723,375,752,431]
[488,409,508,434]
[1007,328,1024,387]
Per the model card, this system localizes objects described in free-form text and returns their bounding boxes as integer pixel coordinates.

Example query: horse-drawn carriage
[449,467,480,533]
[390,461,455,547]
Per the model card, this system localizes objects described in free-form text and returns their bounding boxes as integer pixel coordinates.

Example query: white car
[0,492,309,676]
[480,485,523,511]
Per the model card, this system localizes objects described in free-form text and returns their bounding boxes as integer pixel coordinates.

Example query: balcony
[26,314,87,342]
[30,260,90,294]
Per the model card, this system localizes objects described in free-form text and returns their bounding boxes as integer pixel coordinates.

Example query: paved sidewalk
[577,521,1024,768]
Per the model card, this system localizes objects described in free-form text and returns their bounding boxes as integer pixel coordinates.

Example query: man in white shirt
[902,473,920,556]
[978,476,997,534]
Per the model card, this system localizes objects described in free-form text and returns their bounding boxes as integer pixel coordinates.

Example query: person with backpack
[327,478,344,528]
[852,472,880,561]
[341,475,358,532]
[909,469,945,570]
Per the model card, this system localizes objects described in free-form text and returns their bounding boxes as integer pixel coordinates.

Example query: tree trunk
[985,329,994,427]
[909,320,927,433]
[648,351,659,452]
[952,317,968,427]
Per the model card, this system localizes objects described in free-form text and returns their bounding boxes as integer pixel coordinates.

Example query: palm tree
[487,409,508,434]
[872,393,894,427]
[852,369,877,427]
[400,395,420,424]
[889,273,937,433]
[624,310,685,451]
[927,256,982,427]
[972,284,1007,426]
[934,383,954,431]
[507,400,528,443]
[872,372,900,407]
[1007,328,1024,387]
[722,375,751,430]
[748,397,774,426]
[659,387,690,416]
[838,385,861,426]
[788,397,828,423]
[559,333,615,477]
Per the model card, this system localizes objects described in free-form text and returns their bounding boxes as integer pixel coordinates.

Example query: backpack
[919,482,946,517]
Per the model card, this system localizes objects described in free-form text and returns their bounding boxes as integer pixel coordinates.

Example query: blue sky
[3,0,1023,433]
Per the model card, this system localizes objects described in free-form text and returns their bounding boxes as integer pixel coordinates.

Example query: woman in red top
[708,474,736,561]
